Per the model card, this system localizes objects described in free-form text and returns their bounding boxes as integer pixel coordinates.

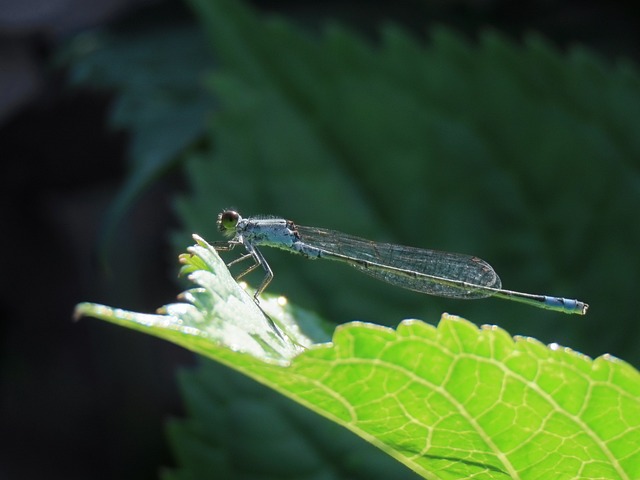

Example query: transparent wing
[295,225,501,299]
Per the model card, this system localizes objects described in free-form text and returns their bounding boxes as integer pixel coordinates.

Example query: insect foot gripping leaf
[75,234,318,365]
[75,235,640,480]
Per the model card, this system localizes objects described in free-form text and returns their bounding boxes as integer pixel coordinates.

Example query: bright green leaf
[76,236,640,480]
[164,359,422,480]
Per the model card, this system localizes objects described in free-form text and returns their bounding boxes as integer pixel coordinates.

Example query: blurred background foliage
[63,0,640,360]
[2,0,639,478]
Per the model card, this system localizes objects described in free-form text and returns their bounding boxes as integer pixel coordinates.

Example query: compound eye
[218,210,240,232]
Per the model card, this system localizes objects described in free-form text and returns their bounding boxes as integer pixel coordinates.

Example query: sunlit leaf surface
[76,237,640,479]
